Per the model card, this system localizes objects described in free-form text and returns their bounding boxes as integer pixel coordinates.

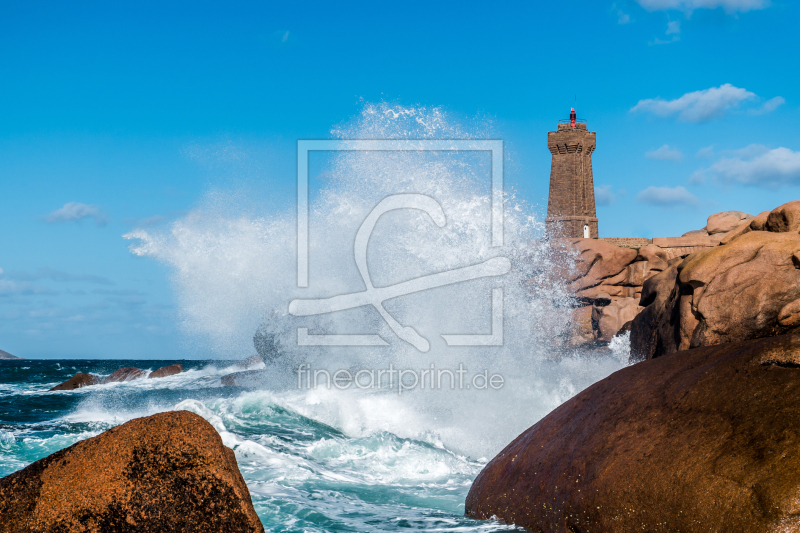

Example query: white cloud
[0,279,55,297]
[631,84,762,122]
[749,96,785,115]
[693,145,800,188]
[650,35,680,45]
[45,202,108,226]
[635,0,770,13]
[646,144,684,161]
[612,4,632,23]
[696,145,715,159]
[637,185,699,206]
[666,20,681,34]
[595,185,615,206]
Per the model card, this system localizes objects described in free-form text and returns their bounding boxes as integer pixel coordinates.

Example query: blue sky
[1,0,799,358]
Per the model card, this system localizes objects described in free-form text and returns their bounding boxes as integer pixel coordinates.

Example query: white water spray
[125,104,626,457]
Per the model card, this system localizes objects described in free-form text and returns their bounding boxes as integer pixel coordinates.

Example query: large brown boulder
[766,200,800,232]
[631,230,800,359]
[565,239,638,297]
[0,411,264,533]
[466,333,800,533]
[49,373,100,391]
[148,364,183,379]
[629,261,681,360]
[706,210,752,234]
[635,244,669,272]
[591,297,642,342]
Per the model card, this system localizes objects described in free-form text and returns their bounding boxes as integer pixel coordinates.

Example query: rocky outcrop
[466,333,800,533]
[49,373,100,391]
[557,209,766,347]
[592,297,642,342]
[706,210,753,234]
[631,201,800,360]
[0,411,264,533]
[148,364,183,379]
[765,200,800,232]
[559,239,671,344]
[235,354,267,370]
[0,349,21,360]
[103,367,148,383]
[50,364,184,391]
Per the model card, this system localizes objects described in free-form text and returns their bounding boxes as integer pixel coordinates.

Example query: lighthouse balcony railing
[557,118,587,125]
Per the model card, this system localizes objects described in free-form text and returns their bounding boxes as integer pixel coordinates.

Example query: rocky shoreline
[467,200,800,532]
[466,333,800,532]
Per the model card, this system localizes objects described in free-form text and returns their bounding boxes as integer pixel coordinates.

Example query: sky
[1,0,799,359]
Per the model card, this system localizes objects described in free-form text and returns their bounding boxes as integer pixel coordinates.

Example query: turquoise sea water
[0,358,523,532]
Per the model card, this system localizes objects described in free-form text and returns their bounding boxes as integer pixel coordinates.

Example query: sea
[2,104,631,531]
[0,350,628,532]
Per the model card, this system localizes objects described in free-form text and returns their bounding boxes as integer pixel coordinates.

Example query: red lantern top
[570,107,576,128]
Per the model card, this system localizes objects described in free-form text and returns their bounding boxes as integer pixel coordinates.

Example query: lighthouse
[545,108,598,239]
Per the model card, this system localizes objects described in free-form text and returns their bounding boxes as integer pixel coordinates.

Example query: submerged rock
[253,323,283,362]
[466,333,800,533]
[221,369,267,388]
[49,372,100,391]
[235,354,266,370]
[148,363,183,378]
[0,411,264,533]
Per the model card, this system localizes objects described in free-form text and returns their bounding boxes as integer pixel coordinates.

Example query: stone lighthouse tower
[545,108,598,239]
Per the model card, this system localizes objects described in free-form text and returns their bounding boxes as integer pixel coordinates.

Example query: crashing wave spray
[125,103,627,457]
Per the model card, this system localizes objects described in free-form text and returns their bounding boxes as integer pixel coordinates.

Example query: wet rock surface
[466,333,800,533]
[148,364,183,379]
[49,372,100,391]
[102,367,148,383]
[50,364,184,391]
[0,411,264,533]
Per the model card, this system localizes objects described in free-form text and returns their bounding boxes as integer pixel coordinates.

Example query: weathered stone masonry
[546,120,598,239]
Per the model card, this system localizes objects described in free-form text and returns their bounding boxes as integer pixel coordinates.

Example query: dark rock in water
[148,363,183,378]
[235,354,266,369]
[0,349,21,360]
[49,366,158,391]
[222,369,268,388]
[0,411,265,533]
[466,333,800,533]
[50,372,100,391]
[253,323,283,362]
[102,366,148,383]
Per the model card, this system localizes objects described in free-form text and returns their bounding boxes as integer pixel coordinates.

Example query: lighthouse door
[583,224,589,238]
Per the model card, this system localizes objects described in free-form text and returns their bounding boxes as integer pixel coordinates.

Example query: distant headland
[0,349,21,360]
